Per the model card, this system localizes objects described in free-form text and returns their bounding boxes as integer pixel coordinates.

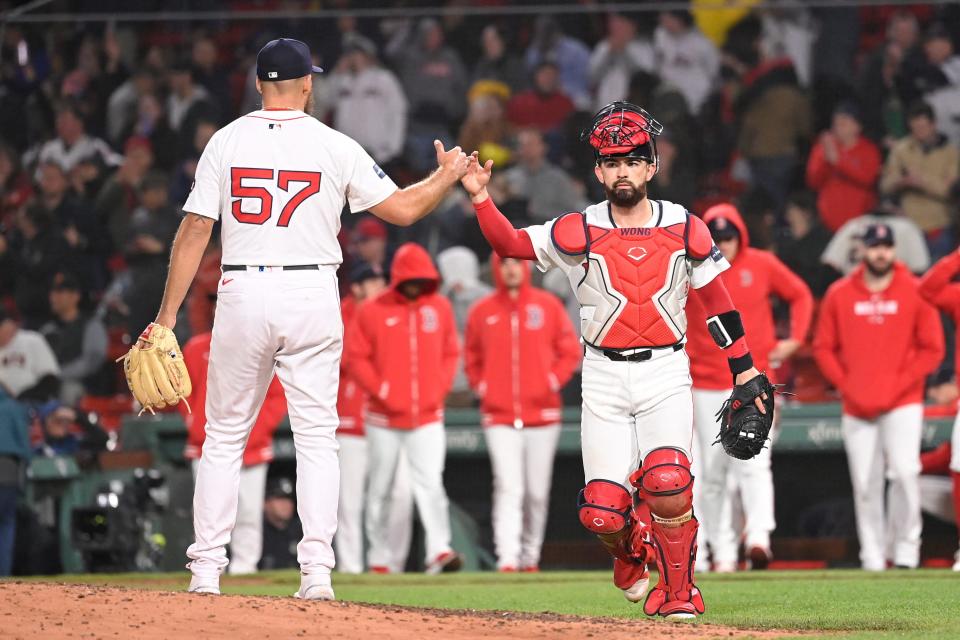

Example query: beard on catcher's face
[604,178,646,207]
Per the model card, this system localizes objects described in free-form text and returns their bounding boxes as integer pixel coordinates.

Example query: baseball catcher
[117,322,192,415]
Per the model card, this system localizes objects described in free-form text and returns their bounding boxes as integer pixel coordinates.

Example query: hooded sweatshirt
[347,243,461,429]
[917,250,960,384]
[465,255,581,428]
[686,205,814,390]
[805,133,882,232]
[814,262,943,420]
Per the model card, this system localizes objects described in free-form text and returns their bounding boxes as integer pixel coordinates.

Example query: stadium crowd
[2,1,960,577]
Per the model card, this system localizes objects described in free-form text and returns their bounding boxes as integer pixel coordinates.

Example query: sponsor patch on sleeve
[710,244,723,262]
[373,163,386,179]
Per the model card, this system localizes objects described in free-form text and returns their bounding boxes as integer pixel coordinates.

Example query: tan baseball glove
[117,323,192,414]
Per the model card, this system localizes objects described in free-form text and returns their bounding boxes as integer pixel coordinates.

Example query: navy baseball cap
[861,223,895,247]
[707,216,740,241]
[257,38,323,81]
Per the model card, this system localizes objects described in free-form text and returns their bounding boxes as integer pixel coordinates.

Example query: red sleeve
[833,142,881,188]
[441,302,461,394]
[921,441,953,474]
[918,251,960,317]
[549,296,582,386]
[345,307,382,398]
[805,142,830,189]
[695,276,750,359]
[251,377,288,438]
[812,287,846,389]
[464,305,484,391]
[767,254,814,342]
[474,196,537,260]
[898,298,945,390]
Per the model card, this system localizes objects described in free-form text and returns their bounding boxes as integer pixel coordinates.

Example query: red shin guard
[642,515,705,616]
[578,480,653,589]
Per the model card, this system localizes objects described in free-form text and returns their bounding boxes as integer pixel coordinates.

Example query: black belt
[596,343,683,362]
[222,264,320,271]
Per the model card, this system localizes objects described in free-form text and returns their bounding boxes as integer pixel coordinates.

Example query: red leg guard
[578,480,653,590]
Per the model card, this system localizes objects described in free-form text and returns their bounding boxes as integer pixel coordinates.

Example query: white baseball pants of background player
[365,421,454,569]
[335,433,415,573]
[580,347,694,486]
[484,424,561,570]
[841,403,924,570]
[191,460,267,574]
[187,267,342,586]
[692,388,776,568]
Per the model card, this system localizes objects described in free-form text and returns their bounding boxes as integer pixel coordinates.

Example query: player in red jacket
[814,223,943,570]
[917,247,960,571]
[180,330,286,575]
[465,254,581,571]
[686,204,813,571]
[346,243,463,574]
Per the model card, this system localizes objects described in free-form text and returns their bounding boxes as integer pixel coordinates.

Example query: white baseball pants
[580,347,694,487]
[484,424,561,569]
[335,432,415,573]
[365,422,454,567]
[842,403,924,570]
[692,388,776,565]
[187,267,342,580]
[191,460,267,575]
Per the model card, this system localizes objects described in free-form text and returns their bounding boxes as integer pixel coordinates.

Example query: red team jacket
[686,205,814,390]
[814,262,943,420]
[337,297,365,437]
[180,332,286,466]
[465,255,581,428]
[347,244,461,430]
[805,136,881,232]
[918,250,960,380]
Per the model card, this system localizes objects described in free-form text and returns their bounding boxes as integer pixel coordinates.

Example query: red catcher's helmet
[582,101,664,171]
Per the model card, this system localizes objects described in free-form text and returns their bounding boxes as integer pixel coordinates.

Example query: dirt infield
[0,582,797,639]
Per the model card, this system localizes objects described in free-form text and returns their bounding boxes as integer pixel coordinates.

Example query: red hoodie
[180,332,286,466]
[346,243,460,430]
[917,250,960,380]
[465,255,581,428]
[337,297,365,437]
[814,262,943,420]
[686,205,814,390]
[805,134,881,232]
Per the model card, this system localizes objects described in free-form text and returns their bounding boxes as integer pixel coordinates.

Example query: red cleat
[369,565,391,574]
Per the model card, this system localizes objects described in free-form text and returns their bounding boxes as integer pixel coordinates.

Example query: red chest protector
[551,210,712,350]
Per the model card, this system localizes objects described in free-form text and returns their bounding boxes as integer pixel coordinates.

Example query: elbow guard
[706,310,745,349]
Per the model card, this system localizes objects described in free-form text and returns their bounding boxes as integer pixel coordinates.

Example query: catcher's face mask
[582,101,664,173]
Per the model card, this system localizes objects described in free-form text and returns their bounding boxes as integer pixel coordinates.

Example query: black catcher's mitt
[715,373,776,460]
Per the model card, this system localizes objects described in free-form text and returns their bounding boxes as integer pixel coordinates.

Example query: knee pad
[633,447,694,519]
[577,479,632,535]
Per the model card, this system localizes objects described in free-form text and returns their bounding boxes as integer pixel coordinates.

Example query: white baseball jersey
[183,108,398,266]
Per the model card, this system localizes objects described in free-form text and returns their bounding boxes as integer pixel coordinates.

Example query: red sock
[953,472,960,533]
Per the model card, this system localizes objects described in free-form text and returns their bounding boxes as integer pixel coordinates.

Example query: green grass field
[42,568,960,639]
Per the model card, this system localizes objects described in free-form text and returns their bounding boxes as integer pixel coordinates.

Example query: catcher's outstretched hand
[734,367,768,413]
[716,370,776,460]
[461,152,493,199]
[117,323,192,415]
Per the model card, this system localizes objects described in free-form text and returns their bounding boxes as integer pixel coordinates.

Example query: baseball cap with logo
[707,216,740,242]
[861,223,895,247]
[257,38,324,81]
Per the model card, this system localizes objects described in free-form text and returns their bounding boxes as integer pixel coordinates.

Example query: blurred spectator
[33,401,107,466]
[350,218,391,276]
[126,93,180,172]
[822,197,930,276]
[395,18,468,174]
[646,131,697,208]
[105,67,158,146]
[0,383,30,577]
[759,2,815,87]
[879,101,960,257]
[898,22,960,107]
[95,136,155,251]
[0,143,32,229]
[458,81,512,167]
[330,35,407,166]
[654,9,719,116]
[589,13,655,111]
[0,308,60,403]
[437,246,493,400]
[497,129,586,225]
[917,24,960,149]
[473,25,527,93]
[6,206,74,328]
[171,119,217,204]
[814,223,943,570]
[258,477,302,571]
[805,102,882,232]
[191,37,232,122]
[123,171,179,335]
[777,190,836,297]
[166,62,219,157]
[39,274,107,405]
[525,16,591,109]
[505,62,575,150]
[465,255,580,572]
[181,327,286,575]
[347,243,462,574]
[859,11,922,143]
[25,102,122,175]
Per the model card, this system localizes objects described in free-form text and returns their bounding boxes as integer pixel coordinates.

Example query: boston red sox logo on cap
[257,38,324,81]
